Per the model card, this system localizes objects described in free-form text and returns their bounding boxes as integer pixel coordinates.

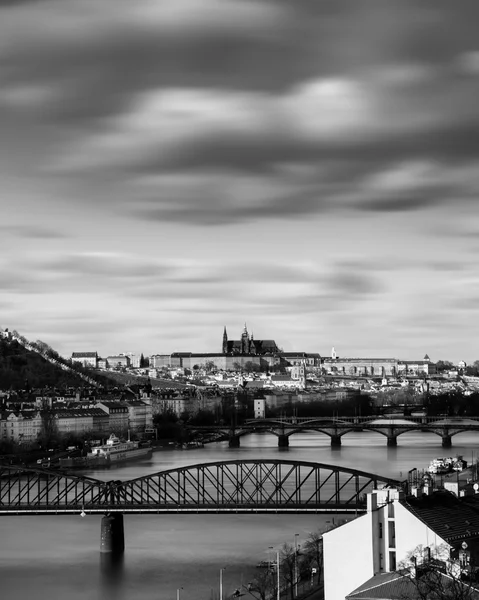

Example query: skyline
[1,1,479,362]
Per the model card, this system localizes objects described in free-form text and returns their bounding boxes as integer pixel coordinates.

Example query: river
[1,430,478,600]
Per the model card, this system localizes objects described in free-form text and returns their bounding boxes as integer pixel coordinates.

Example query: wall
[323,515,373,600]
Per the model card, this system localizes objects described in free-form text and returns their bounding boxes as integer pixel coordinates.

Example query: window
[379,522,383,539]
[389,552,396,571]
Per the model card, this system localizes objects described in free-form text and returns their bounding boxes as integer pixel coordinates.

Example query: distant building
[96,401,129,433]
[150,354,171,368]
[106,355,130,368]
[124,399,153,432]
[71,352,98,368]
[254,398,266,418]
[280,352,321,366]
[222,324,279,355]
[323,348,436,377]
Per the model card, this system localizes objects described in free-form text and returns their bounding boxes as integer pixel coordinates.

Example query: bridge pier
[330,435,342,447]
[442,435,452,448]
[100,513,125,554]
[229,435,240,448]
[387,436,397,447]
[278,434,289,448]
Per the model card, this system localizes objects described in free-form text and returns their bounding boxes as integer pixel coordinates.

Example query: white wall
[323,515,373,600]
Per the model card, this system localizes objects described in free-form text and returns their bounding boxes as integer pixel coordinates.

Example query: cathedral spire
[222,326,228,354]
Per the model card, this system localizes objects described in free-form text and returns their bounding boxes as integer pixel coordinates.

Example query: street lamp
[294,534,299,598]
[276,551,280,600]
[177,587,183,600]
[220,568,226,600]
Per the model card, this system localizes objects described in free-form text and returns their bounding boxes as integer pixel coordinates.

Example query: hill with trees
[0,336,108,390]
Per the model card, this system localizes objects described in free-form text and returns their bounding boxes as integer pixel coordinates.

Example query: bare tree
[398,544,479,600]
[243,568,276,600]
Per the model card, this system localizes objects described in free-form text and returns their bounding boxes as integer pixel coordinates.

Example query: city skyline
[1,1,478,362]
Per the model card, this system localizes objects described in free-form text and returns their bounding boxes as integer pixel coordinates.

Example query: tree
[204,360,216,373]
[244,361,261,373]
[436,360,455,373]
[244,567,277,600]
[398,543,479,600]
[302,531,324,586]
[279,543,297,600]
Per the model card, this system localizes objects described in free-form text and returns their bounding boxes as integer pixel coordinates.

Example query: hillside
[103,370,188,390]
[0,337,108,390]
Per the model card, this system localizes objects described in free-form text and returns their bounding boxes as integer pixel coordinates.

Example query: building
[71,352,98,368]
[124,400,153,433]
[280,352,321,367]
[170,352,262,372]
[106,355,131,368]
[0,411,42,444]
[96,401,129,433]
[323,486,479,600]
[397,356,437,376]
[222,324,279,355]
[150,354,171,368]
[253,398,266,419]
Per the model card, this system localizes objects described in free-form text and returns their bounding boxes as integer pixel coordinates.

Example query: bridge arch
[0,460,404,514]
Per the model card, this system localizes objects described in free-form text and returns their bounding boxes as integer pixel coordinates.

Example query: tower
[241,323,249,354]
[222,326,228,354]
[250,332,256,355]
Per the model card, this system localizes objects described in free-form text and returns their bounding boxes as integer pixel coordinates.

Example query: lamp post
[177,588,183,600]
[294,534,299,598]
[276,551,280,600]
[220,568,225,600]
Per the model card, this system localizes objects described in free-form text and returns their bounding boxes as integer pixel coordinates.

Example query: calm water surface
[2,431,479,600]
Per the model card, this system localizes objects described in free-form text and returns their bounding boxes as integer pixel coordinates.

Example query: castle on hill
[222,324,279,355]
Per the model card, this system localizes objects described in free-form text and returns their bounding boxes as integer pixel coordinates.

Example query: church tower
[222,326,228,354]
[249,332,256,355]
[241,323,249,354]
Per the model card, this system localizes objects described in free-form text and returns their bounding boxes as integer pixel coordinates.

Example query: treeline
[425,392,479,416]
[0,337,108,390]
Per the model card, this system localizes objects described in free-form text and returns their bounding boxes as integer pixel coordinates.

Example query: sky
[0,0,478,363]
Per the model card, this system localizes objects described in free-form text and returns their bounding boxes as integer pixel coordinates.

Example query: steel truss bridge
[0,459,403,515]
[188,416,479,448]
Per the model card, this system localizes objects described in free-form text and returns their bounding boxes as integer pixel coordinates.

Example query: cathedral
[222,324,279,356]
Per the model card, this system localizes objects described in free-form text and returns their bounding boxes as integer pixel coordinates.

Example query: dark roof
[402,492,479,542]
[347,571,479,600]
[347,572,413,599]
[72,352,97,358]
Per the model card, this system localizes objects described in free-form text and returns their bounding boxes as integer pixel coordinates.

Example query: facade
[55,410,96,436]
[96,402,129,433]
[222,324,279,355]
[171,353,262,371]
[323,356,398,377]
[254,398,266,418]
[1,411,42,444]
[124,400,153,432]
[71,352,98,368]
[397,357,437,376]
[324,349,436,378]
[280,352,321,366]
[150,354,171,368]
[156,396,194,417]
[106,354,131,368]
[324,486,479,600]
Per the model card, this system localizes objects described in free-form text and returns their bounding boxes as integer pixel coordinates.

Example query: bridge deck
[0,459,403,515]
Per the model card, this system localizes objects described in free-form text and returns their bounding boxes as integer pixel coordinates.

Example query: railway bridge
[188,416,479,448]
[0,459,403,553]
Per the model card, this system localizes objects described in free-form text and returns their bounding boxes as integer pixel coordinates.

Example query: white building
[254,398,265,419]
[71,351,98,368]
[323,486,479,600]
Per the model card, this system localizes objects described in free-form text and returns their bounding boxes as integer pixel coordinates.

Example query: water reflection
[100,552,125,600]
